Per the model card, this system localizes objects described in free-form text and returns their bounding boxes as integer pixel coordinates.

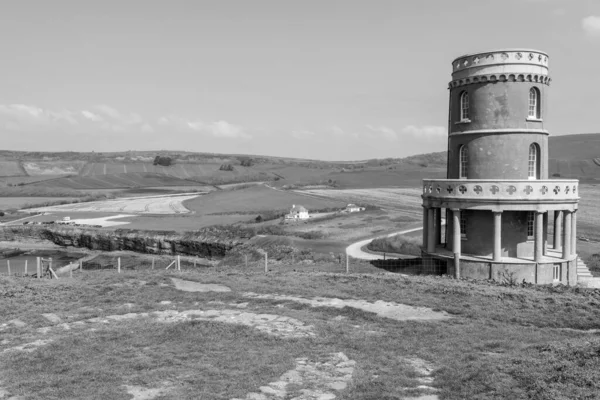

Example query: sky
[1,0,599,160]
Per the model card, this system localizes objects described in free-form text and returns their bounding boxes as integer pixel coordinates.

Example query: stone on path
[231,352,355,400]
[171,278,231,292]
[123,384,172,400]
[41,313,62,324]
[398,357,439,400]
[243,293,451,322]
[8,319,26,328]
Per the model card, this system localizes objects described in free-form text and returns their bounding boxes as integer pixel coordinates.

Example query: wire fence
[1,251,448,278]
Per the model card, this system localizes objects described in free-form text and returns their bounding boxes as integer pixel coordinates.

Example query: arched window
[528,143,540,179]
[460,92,470,121]
[528,87,541,119]
[459,145,468,179]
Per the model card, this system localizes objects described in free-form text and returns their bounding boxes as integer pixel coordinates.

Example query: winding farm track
[345,227,423,260]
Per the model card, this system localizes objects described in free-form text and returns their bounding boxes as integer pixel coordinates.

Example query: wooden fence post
[177,255,181,271]
[264,252,268,273]
[152,257,155,270]
[7,260,11,276]
[24,260,28,276]
[118,257,121,274]
[346,253,349,274]
[37,257,41,279]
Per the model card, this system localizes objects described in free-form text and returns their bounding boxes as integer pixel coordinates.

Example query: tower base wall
[422,252,577,286]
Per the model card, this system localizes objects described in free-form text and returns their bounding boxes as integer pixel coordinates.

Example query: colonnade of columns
[422,206,577,262]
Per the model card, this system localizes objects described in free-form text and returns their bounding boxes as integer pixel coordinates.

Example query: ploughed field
[2,268,600,399]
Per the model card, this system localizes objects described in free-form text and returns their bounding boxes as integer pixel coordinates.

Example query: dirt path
[345,227,423,260]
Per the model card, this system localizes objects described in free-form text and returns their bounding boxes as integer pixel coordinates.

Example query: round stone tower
[421,49,580,285]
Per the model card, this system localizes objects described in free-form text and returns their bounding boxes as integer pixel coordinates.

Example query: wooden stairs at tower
[576,257,600,288]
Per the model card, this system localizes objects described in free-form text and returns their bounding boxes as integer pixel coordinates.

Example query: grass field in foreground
[2,268,600,399]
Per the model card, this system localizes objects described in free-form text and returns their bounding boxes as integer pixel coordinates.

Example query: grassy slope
[2,269,600,399]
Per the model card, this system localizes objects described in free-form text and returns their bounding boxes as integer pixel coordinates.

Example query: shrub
[219,164,235,171]
[368,235,422,256]
[0,211,4,217]
[296,230,326,240]
[586,254,600,276]
[239,157,253,167]
[153,156,173,166]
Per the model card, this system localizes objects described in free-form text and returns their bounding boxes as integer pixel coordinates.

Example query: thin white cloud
[209,120,250,139]
[141,123,154,133]
[291,129,316,139]
[331,125,345,136]
[553,8,566,16]
[81,110,103,122]
[94,104,121,119]
[365,124,399,141]
[401,125,446,140]
[158,115,251,139]
[582,16,600,36]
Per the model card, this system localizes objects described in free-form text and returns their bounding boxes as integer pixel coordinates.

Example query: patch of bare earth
[170,277,231,292]
[232,352,355,400]
[242,292,451,322]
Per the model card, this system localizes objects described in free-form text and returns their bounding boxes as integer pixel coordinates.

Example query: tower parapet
[450,49,550,87]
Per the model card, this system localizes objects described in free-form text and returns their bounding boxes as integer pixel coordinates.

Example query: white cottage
[286,204,309,220]
[345,204,364,213]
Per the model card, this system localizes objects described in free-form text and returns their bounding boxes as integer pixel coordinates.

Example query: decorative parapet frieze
[448,73,550,89]
[422,179,579,202]
[452,50,548,72]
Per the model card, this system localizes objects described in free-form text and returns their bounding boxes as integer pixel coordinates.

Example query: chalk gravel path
[345,227,423,261]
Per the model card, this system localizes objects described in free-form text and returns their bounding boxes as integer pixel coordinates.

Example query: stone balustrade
[422,179,579,202]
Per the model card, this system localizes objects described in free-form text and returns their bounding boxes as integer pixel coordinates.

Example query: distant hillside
[0,134,597,189]
[548,133,600,182]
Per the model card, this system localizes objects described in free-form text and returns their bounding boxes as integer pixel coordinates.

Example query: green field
[183,185,347,215]
[2,268,600,399]
[0,197,79,210]
[0,161,27,177]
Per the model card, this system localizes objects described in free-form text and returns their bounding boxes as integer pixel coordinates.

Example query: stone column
[427,208,435,253]
[422,206,428,251]
[553,210,562,250]
[446,209,453,250]
[452,209,461,278]
[571,210,577,256]
[562,211,572,260]
[435,208,442,245]
[543,212,548,255]
[534,211,544,262]
[493,211,502,262]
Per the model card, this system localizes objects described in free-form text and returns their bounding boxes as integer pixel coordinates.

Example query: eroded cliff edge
[0,225,246,258]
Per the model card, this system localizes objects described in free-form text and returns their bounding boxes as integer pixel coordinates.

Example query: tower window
[528,87,541,119]
[459,145,468,179]
[460,211,467,238]
[528,143,540,179]
[460,91,470,121]
[527,211,535,238]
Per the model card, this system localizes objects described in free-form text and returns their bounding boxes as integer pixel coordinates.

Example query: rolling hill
[0,133,598,191]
